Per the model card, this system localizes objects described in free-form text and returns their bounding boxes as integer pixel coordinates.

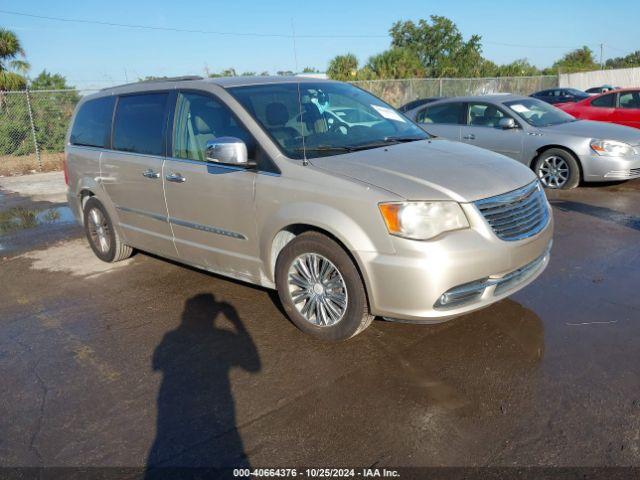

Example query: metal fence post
[439,78,443,97]
[25,89,42,172]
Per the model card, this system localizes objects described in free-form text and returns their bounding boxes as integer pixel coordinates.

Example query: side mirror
[205,137,253,167]
[498,117,517,130]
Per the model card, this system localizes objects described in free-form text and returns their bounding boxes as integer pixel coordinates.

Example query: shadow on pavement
[551,199,640,232]
[145,293,261,476]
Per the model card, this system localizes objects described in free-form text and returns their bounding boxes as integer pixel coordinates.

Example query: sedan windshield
[504,98,576,127]
[227,82,428,159]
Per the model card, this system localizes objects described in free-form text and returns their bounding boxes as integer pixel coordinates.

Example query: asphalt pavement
[1,173,639,471]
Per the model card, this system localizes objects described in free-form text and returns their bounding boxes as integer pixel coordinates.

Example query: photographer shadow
[145,293,261,476]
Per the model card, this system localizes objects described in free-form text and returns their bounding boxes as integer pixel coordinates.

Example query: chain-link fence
[353,75,559,107]
[0,75,558,175]
[0,89,95,176]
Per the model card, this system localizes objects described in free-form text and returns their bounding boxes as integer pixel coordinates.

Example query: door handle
[463,134,476,140]
[142,169,160,179]
[166,173,186,183]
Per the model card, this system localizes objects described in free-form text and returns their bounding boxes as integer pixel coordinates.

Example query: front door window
[172,92,255,161]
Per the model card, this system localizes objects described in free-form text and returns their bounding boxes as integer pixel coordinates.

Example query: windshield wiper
[293,137,425,154]
[346,136,424,151]
[292,145,357,153]
[383,136,425,143]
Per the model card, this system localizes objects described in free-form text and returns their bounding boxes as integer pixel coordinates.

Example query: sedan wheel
[538,155,569,188]
[534,148,580,190]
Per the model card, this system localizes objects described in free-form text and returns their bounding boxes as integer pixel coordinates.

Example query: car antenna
[291,18,308,166]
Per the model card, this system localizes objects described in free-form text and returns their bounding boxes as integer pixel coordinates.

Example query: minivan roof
[98,75,335,96]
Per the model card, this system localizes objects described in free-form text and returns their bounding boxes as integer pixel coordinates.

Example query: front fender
[258,201,395,284]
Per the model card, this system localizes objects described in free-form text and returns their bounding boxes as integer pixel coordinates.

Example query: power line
[0,8,609,49]
[0,9,387,38]
[605,44,634,54]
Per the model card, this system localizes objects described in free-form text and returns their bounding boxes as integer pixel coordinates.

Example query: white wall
[559,67,640,90]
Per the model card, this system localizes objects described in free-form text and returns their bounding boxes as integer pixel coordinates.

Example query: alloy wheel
[287,253,348,327]
[87,207,111,253]
[538,155,570,188]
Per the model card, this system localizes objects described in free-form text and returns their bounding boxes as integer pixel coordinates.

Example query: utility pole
[600,43,604,70]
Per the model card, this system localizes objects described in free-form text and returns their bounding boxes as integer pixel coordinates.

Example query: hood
[309,139,536,203]
[541,120,640,145]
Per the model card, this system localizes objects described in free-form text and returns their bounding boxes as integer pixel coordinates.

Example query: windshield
[227,82,429,159]
[504,98,576,127]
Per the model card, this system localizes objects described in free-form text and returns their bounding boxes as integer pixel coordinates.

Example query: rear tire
[534,148,580,190]
[275,231,374,341]
[83,197,132,263]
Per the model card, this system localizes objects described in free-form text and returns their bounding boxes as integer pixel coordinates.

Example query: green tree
[302,66,320,73]
[327,53,359,81]
[365,47,425,79]
[493,59,541,77]
[30,70,74,90]
[0,28,30,90]
[389,16,484,77]
[605,50,640,69]
[549,46,599,73]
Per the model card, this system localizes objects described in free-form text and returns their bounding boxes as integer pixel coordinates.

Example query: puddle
[0,206,75,235]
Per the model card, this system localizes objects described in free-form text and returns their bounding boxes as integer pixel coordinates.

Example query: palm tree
[0,28,30,90]
[327,54,359,81]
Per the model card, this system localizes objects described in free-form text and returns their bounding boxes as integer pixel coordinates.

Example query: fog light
[434,279,488,309]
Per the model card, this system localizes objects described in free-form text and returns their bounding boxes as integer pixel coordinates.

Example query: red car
[557,89,640,129]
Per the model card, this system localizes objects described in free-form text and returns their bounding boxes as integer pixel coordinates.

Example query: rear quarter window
[590,94,615,108]
[112,93,169,156]
[70,96,116,148]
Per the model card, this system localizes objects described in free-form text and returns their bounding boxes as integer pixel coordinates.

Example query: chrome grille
[475,181,549,241]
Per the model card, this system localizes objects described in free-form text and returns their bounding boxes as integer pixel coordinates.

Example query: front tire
[83,197,133,263]
[275,232,374,341]
[534,148,580,190]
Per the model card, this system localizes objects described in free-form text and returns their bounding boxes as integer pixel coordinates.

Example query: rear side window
[591,94,615,108]
[417,103,465,124]
[70,97,115,148]
[113,93,169,155]
[619,91,640,109]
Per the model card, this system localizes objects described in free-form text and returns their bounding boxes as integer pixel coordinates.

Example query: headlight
[590,139,634,157]
[378,201,469,240]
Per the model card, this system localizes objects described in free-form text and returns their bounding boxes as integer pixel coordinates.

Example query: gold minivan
[66,76,553,341]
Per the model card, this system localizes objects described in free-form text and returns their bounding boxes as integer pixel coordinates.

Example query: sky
[2,0,639,90]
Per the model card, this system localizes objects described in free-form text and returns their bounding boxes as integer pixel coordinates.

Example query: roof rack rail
[102,75,204,90]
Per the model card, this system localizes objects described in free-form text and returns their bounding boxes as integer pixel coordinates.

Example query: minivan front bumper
[355,201,553,323]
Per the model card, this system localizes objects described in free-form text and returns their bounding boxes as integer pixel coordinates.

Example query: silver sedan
[405,94,640,189]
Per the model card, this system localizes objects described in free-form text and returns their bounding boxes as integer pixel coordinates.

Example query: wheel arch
[268,223,372,310]
[531,144,583,178]
[79,189,95,206]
